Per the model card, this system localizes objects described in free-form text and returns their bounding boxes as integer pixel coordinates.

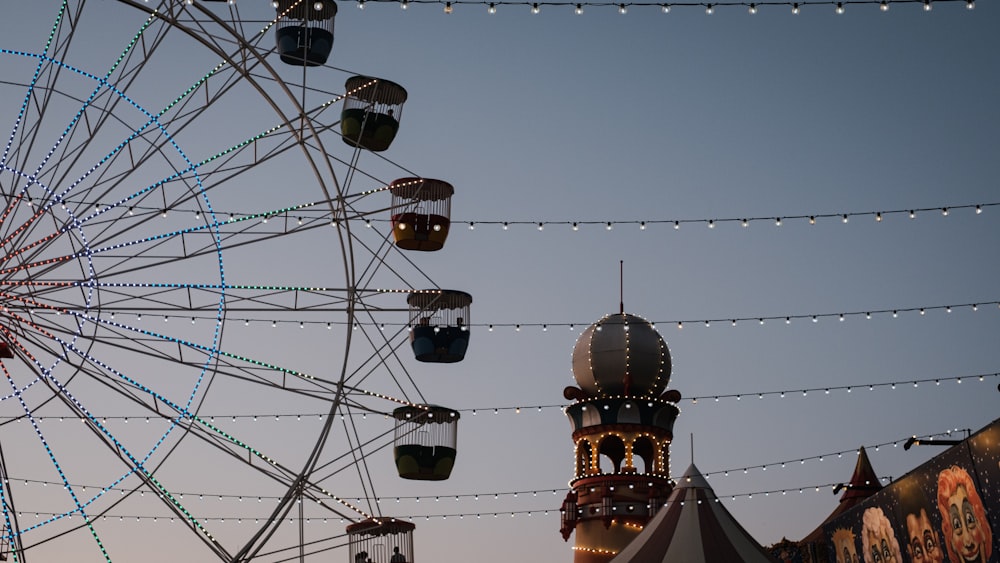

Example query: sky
[0,1,998,562]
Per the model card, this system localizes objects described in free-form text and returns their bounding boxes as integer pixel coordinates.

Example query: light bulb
[661,3,670,13]
[358,0,365,8]
[835,2,844,13]
[705,3,713,14]
[488,2,496,12]
[575,3,583,13]
[618,3,626,14]
[966,0,974,9]
[923,0,932,10]
[791,2,799,13]
[401,0,409,8]
[532,2,540,13]
[748,3,756,14]
[314,1,324,8]
[879,0,888,10]
[444,1,452,13]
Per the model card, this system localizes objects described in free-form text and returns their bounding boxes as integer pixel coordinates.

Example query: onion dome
[571,312,671,398]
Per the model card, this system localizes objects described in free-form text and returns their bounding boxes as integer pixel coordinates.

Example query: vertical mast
[619,260,624,314]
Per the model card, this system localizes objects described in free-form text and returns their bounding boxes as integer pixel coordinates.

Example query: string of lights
[4,369,995,425]
[49,298,1000,331]
[350,0,977,15]
[0,428,962,504]
[27,196,993,234]
[461,202,990,231]
[4,476,906,524]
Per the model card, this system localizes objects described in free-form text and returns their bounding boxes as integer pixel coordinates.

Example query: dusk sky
[0,1,998,562]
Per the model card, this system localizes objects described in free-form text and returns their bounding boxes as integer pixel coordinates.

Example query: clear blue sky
[1,1,998,562]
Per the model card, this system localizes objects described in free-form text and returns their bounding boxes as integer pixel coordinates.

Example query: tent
[610,463,778,563]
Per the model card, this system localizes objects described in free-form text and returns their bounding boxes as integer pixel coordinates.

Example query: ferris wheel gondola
[274,0,338,66]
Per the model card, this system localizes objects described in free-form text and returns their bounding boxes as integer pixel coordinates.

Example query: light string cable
[4,367,997,424]
[7,427,962,519]
[462,202,993,232]
[50,297,1000,330]
[338,0,978,15]
[183,0,979,15]
[28,199,995,233]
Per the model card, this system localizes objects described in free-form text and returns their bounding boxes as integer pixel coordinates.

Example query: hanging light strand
[264,0,977,14]
[8,462,921,524]
[86,299,996,332]
[7,369,994,426]
[701,429,967,479]
[48,199,993,233]
[461,202,991,232]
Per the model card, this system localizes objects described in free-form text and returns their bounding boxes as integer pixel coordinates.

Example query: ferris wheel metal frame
[0,1,453,561]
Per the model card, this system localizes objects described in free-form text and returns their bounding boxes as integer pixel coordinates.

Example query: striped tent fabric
[610,463,779,563]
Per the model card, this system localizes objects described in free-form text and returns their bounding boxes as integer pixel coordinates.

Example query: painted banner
[822,418,1000,563]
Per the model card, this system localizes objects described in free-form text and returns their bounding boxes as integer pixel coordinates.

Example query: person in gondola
[390,546,406,562]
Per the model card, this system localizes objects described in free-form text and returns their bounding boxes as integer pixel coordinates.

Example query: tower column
[561,312,682,562]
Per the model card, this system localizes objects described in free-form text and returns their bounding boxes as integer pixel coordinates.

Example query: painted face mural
[832,528,860,563]
[937,466,993,563]
[861,507,901,563]
[904,509,944,563]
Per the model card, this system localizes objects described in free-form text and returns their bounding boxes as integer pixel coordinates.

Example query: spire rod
[619,260,624,314]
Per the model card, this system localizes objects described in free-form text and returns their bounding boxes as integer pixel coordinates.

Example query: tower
[560,312,681,563]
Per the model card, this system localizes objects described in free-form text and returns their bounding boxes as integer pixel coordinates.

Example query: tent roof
[799,446,882,544]
[610,464,778,563]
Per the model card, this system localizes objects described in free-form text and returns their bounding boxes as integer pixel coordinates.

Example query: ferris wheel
[0,1,466,561]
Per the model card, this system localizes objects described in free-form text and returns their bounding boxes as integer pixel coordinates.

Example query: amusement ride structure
[0,1,468,561]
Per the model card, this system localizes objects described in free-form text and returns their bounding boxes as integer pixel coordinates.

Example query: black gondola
[274,0,337,66]
[341,76,407,152]
[346,518,415,563]
[392,405,460,481]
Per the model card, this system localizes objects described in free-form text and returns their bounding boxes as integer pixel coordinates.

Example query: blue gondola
[407,290,472,363]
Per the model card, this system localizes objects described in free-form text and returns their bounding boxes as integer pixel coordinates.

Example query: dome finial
[619,260,624,314]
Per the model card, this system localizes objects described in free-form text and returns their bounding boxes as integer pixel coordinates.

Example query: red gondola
[389,178,454,252]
